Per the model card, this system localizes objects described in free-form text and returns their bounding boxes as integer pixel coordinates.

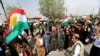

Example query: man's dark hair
[36,32,42,36]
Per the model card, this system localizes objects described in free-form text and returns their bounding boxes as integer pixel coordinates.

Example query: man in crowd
[14,39,28,56]
[35,33,45,56]
[90,31,100,56]
[58,28,65,51]
[50,26,58,51]
[0,40,5,56]
[69,33,84,56]
[43,29,51,55]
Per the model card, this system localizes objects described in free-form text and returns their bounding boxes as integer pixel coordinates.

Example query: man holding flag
[3,8,30,56]
[5,9,29,44]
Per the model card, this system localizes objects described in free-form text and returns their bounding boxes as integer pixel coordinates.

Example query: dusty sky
[0,0,100,24]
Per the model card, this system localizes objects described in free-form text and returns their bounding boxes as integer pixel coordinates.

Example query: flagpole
[0,0,7,19]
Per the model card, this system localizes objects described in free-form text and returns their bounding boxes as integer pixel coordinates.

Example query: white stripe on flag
[10,13,27,22]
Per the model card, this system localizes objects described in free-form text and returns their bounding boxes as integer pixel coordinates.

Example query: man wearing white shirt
[71,34,84,56]
[90,31,100,56]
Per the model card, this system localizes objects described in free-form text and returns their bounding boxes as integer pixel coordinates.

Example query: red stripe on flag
[3,28,10,38]
[8,9,25,26]
[85,17,90,22]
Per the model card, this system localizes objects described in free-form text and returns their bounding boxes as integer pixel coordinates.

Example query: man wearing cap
[70,33,84,56]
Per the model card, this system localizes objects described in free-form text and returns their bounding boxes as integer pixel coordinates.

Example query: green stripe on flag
[87,21,93,26]
[5,30,19,44]
[5,21,29,44]
[61,21,69,27]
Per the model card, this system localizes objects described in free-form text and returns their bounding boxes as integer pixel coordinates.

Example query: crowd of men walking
[0,17,100,56]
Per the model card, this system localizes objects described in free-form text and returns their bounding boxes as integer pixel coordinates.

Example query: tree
[6,5,19,15]
[39,0,65,19]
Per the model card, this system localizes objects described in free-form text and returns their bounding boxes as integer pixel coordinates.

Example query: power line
[0,0,7,19]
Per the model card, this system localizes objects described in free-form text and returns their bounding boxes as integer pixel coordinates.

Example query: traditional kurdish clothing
[35,37,45,56]
[71,41,84,56]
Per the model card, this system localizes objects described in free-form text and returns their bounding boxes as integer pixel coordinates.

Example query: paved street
[47,44,92,56]
[47,50,66,56]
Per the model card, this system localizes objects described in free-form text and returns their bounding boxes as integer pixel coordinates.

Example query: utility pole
[0,0,7,19]
[17,3,21,8]
[92,8,94,18]
[65,7,67,16]
[98,0,100,18]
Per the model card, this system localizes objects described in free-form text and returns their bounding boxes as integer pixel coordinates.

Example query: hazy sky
[65,0,100,15]
[0,0,100,23]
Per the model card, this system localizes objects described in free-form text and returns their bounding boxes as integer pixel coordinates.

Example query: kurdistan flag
[85,17,93,25]
[61,16,70,27]
[5,9,29,44]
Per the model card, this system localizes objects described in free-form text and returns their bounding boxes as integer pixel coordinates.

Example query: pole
[17,2,21,8]
[0,0,7,19]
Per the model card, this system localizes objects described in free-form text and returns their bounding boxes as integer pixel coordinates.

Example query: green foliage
[39,0,65,19]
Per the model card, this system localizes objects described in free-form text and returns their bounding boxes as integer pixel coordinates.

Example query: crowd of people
[0,16,100,56]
